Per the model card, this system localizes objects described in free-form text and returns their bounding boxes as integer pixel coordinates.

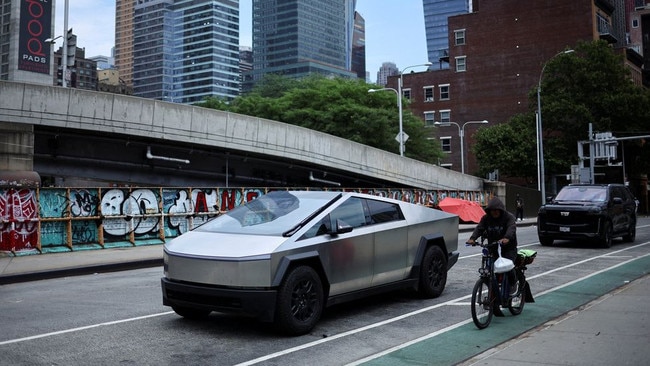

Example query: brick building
[53,47,98,91]
[388,0,641,176]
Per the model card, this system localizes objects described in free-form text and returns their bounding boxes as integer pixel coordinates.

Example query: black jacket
[469,197,518,254]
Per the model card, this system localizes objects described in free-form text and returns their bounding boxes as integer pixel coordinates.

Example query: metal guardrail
[1,187,492,255]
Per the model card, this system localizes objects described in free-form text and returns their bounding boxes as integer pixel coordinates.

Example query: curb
[0,258,163,285]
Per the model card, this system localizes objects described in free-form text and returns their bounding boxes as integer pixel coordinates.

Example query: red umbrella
[438,197,485,224]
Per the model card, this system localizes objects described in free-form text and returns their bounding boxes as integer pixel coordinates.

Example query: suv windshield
[554,186,607,202]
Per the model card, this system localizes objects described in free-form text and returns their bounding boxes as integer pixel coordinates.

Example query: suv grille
[542,210,599,234]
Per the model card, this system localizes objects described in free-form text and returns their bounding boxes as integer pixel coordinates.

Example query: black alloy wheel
[274,265,324,335]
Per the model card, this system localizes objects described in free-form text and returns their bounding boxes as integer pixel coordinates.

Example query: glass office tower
[250,0,357,86]
[422,0,471,69]
[133,0,240,104]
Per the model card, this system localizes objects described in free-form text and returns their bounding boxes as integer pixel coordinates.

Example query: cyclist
[466,197,519,298]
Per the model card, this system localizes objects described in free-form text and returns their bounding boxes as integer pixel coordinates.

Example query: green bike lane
[353,252,650,366]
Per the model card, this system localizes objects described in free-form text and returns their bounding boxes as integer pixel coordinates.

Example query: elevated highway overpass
[0,81,484,191]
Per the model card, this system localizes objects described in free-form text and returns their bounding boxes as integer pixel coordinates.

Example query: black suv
[537,184,637,248]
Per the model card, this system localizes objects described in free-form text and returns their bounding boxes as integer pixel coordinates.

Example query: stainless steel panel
[323,230,374,296]
[372,225,408,285]
[166,252,272,287]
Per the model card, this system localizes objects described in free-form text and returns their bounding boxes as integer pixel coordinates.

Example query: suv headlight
[587,206,605,215]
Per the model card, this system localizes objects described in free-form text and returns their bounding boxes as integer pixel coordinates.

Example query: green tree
[196,75,444,164]
[472,113,538,182]
[535,40,650,176]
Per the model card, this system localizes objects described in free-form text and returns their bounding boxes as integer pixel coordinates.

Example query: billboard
[18,0,53,74]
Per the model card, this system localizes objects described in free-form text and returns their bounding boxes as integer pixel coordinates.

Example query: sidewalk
[0,244,163,285]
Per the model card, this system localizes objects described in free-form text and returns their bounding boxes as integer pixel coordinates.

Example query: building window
[424,111,435,127]
[424,86,434,102]
[439,84,450,100]
[440,137,451,153]
[403,88,411,100]
[455,56,466,72]
[454,29,466,45]
[439,110,451,123]
[632,19,639,28]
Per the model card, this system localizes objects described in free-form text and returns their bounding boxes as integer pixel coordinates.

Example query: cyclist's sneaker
[493,305,505,317]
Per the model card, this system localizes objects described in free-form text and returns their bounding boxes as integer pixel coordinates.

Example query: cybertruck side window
[366,198,404,224]
[329,197,368,229]
[299,198,404,240]
[300,197,368,240]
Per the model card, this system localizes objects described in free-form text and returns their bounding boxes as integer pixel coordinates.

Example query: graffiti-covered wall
[0,187,490,254]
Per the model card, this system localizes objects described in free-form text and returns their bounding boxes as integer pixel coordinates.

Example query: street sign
[395,132,409,143]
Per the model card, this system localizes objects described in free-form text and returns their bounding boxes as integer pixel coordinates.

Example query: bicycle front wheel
[471,277,493,329]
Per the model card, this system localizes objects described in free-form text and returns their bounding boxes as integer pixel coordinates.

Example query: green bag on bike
[516,249,537,266]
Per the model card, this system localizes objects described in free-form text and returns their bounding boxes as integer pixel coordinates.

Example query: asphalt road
[1,219,649,365]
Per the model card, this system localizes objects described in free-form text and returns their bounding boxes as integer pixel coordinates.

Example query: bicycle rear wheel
[508,271,526,315]
[471,277,493,329]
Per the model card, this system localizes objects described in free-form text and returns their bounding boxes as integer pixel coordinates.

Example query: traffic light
[66,28,76,68]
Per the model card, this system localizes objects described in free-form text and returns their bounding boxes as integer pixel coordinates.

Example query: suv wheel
[623,220,636,243]
[600,221,613,248]
[539,237,553,246]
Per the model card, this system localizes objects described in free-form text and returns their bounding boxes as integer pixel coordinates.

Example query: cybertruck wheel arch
[271,251,329,292]
[409,233,448,280]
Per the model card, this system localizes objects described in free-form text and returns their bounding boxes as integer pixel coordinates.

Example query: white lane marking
[526,242,650,282]
[531,250,650,298]
[0,311,174,346]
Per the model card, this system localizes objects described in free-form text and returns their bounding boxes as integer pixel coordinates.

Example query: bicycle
[467,238,536,329]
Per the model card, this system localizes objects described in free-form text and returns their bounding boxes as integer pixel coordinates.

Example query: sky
[54,0,429,83]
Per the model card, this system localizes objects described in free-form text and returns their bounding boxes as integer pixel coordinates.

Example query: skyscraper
[115,0,134,87]
[132,0,175,101]
[250,0,357,86]
[1,0,55,85]
[376,62,398,86]
[352,11,366,79]
[132,0,240,104]
[422,0,471,69]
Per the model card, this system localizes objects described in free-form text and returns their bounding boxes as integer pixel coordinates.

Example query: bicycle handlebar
[465,239,503,248]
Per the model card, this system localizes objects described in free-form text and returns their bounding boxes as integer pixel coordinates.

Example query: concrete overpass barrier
[0,81,484,191]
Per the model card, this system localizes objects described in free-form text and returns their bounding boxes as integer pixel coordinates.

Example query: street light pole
[537,49,574,202]
[434,120,488,174]
[397,62,432,156]
[62,0,69,88]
